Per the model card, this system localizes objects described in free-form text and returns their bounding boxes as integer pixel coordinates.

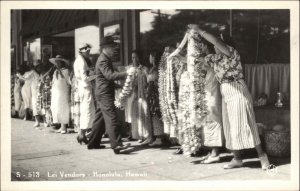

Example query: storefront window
[232,10,289,64]
[139,9,230,65]
[139,9,290,64]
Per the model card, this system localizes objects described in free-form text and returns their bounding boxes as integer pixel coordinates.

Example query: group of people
[12,24,270,170]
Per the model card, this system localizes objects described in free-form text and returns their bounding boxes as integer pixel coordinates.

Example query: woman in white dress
[50,55,71,134]
[130,50,153,144]
[17,64,41,126]
[14,68,24,117]
[73,43,97,144]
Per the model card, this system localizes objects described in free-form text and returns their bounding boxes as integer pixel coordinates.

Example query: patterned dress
[36,73,52,125]
[147,66,164,136]
[205,46,261,150]
[131,66,153,140]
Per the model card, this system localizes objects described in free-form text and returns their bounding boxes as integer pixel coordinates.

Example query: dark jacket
[95,52,127,99]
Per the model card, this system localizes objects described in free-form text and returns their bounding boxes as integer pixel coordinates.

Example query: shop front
[11,9,291,157]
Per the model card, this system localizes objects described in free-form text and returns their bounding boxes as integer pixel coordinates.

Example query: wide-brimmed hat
[100,36,117,47]
[49,55,69,66]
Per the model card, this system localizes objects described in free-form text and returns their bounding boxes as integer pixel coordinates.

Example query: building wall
[11,10,22,70]
[98,10,137,66]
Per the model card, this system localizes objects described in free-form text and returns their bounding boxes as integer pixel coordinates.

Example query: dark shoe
[173,148,183,155]
[140,138,154,146]
[121,136,135,142]
[76,134,88,145]
[149,138,163,147]
[87,145,106,150]
[113,143,131,154]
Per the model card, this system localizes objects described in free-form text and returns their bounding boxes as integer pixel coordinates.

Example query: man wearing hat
[88,36,133,154]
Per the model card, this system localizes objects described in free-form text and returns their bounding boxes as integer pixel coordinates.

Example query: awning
[20,10,98,39]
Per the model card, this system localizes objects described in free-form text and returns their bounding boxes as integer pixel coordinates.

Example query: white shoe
[33,123,40,127]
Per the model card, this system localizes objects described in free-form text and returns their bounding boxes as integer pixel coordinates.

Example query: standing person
[17,64,41,126]
[126,50,153,144]
[73,43,97,144]
[36,65,54,127]
[146,51,165,146]
[14,67,25,118]
[89,36,132,153]
[123,53,139,141]
[189,24,269,170]
[50,55,71,134]
[70,70,80,133]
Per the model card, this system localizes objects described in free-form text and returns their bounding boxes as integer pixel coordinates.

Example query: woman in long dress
[167,26,223,159]
[189,24,270,169]
[73,43,97,144]
[17,65,41,126]
[14,71,24,117]
[130,50,153,144]
[146,51,165,146]
[36,65,54,127]
[50,56,71,134]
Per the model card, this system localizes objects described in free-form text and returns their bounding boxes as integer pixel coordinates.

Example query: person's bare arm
[168,33,189,59]
[188,24,231,57]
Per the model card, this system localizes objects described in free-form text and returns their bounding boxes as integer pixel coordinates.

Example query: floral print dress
[204,47,261,150]
[147,66,164,136]
[36,74,52,126]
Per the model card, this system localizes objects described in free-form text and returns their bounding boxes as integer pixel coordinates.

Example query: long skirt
[130,96,139,139]
[78,86,95,130]
[221,80,261,150]
[137,98,153,139]
[200,69,223,147]
[21,82,32,110]
[14,81,23,112]
[125,93,134,123]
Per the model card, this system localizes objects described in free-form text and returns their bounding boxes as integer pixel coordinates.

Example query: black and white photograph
[1,1,299,191]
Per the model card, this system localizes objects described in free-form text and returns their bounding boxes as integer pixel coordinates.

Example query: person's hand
[188,24,200,31]
[127,66,136,75]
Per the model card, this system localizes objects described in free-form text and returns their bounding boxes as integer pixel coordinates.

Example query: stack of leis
[165,56,179,137]
[178,31,209,155]
[158,51,172,134]
[181,126,202,156]
[114,68,136,109]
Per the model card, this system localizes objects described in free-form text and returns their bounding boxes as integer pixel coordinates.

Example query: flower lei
[158,51,172,134]
[114,68,136,109]
[178,31,209,155]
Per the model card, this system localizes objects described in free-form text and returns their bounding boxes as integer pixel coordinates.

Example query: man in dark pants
[87,36,133,154]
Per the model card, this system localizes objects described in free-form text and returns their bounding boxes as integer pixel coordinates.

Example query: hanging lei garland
[158,51,172,135]
[114,68,136,109]
[178,31,209,156]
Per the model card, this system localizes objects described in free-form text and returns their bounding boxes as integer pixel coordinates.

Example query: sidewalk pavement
[11,118,290,181]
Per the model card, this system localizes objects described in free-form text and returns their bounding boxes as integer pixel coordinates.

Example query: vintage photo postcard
[1,1,299,191]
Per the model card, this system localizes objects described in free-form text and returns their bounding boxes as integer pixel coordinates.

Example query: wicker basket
[263,130,290,158]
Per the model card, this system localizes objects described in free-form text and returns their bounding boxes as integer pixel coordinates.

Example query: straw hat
[49,55,69,66]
